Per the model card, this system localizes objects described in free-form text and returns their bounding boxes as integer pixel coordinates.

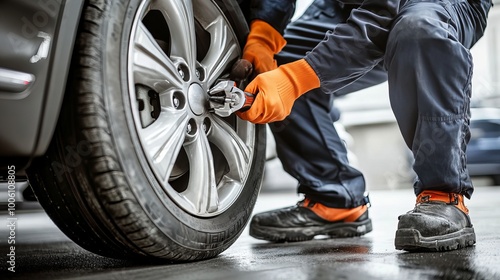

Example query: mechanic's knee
[386,10,448,68]
[389,5,449,46]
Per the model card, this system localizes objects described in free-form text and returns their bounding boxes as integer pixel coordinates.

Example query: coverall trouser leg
[273,0,387,208]
[385,0,491,198]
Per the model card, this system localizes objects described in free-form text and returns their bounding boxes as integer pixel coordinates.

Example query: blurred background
[263,0,500,192]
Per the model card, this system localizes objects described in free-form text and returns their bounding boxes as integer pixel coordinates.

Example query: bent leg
[385,0,492,198]
[272,0,386,208]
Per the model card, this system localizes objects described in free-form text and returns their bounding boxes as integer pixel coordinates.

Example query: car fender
[0,0,84,167]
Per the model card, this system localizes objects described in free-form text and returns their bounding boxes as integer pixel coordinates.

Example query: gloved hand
[229,59,253,83]
[242,20,286,75]
[237,59,320,124]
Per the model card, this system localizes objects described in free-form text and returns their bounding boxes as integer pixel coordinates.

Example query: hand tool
[208,80,255,117]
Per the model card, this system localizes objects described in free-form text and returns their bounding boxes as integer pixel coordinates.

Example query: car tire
[27,0,265,261]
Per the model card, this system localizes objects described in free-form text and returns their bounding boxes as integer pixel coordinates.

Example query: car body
[467,107,500,185]
[0,0,84,166]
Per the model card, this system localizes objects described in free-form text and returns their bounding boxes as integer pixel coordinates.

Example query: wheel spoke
[152,0,197,70]
[182,132,219,214]
[202,16,240,86]
[133,22,183,91]
[130,0,257,217]
[209,117,251,182]
[139,110,189,183]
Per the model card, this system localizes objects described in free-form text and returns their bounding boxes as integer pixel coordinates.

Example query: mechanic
[235,0,492,251]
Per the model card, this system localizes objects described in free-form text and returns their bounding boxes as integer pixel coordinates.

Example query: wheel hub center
[187,83,206,116]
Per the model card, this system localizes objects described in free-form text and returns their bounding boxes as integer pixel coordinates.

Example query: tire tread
[27,0,261,262]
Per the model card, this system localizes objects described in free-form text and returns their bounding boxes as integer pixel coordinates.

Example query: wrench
[208,80,255,117]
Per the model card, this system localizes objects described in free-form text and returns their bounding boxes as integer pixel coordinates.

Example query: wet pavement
[0,186,499,280]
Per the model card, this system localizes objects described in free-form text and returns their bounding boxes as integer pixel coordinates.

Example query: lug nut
[173,97,180,108]
[178,68,185,79]
[196,67,205,80]
[186,123,192,134]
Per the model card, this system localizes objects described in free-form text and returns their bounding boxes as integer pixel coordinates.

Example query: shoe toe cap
[397,203,472,237]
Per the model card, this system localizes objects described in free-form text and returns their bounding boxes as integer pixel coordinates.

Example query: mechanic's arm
[238,0,400,124]
[235,0,296,75]
[242,20,286,75]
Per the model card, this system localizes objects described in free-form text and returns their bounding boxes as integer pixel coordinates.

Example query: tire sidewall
[100,0,264,251]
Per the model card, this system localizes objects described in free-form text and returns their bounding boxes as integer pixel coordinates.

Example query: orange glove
[243,20,287,75]
[237,59,320,124]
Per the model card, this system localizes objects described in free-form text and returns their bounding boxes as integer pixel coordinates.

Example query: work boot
[249,198,372,242]
[395,190,476,252]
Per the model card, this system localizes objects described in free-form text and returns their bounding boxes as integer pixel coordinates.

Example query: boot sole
[249,218,373,242]
[395,227,476,252]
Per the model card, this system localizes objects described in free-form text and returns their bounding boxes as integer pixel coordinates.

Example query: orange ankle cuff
[417,190,469,214]
[302,199,367,222]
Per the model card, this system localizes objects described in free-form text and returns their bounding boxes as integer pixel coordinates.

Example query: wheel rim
[127,0,255,217]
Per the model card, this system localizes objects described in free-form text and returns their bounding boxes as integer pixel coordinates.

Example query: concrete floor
[0,186,499,280]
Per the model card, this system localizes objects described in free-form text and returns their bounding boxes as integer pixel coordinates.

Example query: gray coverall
[242,0,493,208]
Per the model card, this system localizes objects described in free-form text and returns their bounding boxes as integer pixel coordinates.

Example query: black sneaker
[395,191,476,251]
[249,198,372,242]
